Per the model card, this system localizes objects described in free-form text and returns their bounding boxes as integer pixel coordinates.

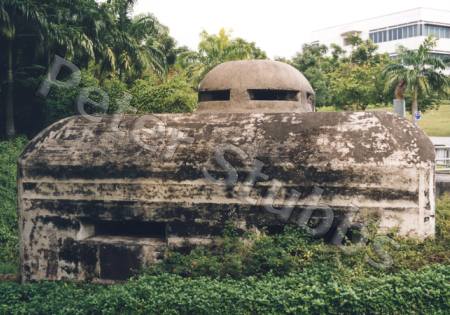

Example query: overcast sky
[134,0,450,58]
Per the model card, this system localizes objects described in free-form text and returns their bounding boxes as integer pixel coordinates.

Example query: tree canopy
[176,28,267,83]
[383,36,449,122]
[0,1,448,138]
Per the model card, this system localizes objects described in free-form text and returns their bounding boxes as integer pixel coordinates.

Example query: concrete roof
[199,60,314,92]
[196,60,315,113]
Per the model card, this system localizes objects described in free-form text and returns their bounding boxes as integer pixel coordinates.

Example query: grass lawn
[318,104,450,137]
[414,105,450,137]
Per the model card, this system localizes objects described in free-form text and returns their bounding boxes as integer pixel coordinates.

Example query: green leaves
[328,61,387,110]
[130,74,197,114]
[176,28,267,84]
[0,137,27,266]
[0,265,448,314]
[290,39,391,109]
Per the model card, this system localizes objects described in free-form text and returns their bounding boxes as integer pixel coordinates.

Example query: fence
[435,145,450,172]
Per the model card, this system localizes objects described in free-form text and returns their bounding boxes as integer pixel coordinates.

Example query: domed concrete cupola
[197,60,315,113]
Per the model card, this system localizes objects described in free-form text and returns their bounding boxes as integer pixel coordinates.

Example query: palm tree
[177,29,267,84]
[383,36,449,124]
[0,0,47,137]
[42,0,99,66]
[1,0,103,137]
[128,14,168,77]
[100,0,168,81]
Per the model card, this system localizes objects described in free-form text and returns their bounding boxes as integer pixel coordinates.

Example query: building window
[407,25,413,37]
[370,22,450,43]
[424,24,450,39]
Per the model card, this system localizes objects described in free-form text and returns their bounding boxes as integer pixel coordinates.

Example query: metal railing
[435,146,450,172]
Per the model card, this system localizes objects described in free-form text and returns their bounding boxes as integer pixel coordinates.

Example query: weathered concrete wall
[18,111,435,282]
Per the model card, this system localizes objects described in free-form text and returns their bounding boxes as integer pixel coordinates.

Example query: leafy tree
[290,43,335,106]
[329,62,384,110]
[291,43,329,72]
[177,28,267,83]
[0,0,106,137]
[330,43,345,62]
[0,0,180,137]
[383,36,449,123]
[98,0,178,81]
[290,35,392,110]
[41,0,99,65]
[349,37,381,65]
[328,37,391,110]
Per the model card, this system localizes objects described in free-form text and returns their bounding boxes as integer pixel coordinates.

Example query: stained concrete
[18,111,435,282]
[18,60,435,282]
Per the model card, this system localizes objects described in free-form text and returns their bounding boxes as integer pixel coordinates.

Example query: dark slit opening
[248,89,299,101]
[198,90,231,102]
[93,220,166,238]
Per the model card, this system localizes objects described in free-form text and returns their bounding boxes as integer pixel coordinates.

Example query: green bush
[153,227,327,279]
[153,214,449,281]
[0,137,27,268]
[42,70,196,130]
[0,265,448,314]
[43,71,101,125]
[102,77,132,114]
[242,231,298,277]
[387,195,450,271]
[131,75,197,113]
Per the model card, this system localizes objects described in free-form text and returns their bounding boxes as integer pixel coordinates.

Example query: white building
[311,7,450,59]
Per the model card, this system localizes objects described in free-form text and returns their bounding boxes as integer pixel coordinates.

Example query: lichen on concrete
[18,60,435,282]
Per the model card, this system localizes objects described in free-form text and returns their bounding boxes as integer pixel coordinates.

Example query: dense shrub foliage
[42,70,197,127]
[0,137,27,272]
[152,195,450,279]
[0,265,448,314]
[130,75,197,113]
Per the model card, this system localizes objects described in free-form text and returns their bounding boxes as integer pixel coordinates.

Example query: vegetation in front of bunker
[150,204,449,279]
[0,137,450,313]
[0,265,448,314]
